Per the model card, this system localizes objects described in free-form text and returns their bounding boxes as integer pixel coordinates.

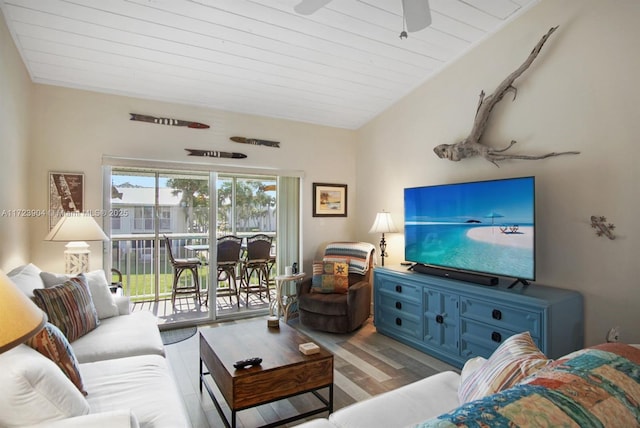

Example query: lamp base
[64,241,90,275]
[379,234,387,266]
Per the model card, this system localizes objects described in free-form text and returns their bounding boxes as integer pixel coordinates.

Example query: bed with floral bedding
[417,342,640,428]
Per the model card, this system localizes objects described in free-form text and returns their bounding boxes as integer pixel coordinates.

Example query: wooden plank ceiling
[0,0,539,129]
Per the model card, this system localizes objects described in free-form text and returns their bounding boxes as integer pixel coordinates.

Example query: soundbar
[410,264,499,286]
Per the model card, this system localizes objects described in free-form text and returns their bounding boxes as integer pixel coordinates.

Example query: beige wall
[0,5,358,278]
[26,85,357,273]
[0,9,32,271]
[356,0,640,345]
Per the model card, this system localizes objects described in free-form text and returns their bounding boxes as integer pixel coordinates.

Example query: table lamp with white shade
[0,271,47,353]
[44,213,109,274]
[369,211,399,266]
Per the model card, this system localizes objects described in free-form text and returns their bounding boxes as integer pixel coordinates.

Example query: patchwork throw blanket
[324,242,376,275]
[417,343,640,428]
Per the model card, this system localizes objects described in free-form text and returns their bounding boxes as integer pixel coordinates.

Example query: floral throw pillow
[27,322,87,395]
[311,260,349,294]
[33,275,99,342]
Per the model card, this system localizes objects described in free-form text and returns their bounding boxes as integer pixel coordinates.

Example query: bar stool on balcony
[239,234,273,305]
[216,235,243,307]
[164,235,202,308]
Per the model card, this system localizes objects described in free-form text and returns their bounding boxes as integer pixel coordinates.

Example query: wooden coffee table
[199,319,334,428]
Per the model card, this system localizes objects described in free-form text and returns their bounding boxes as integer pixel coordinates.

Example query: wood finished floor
[165,316,458,428]
[132,290,275,326]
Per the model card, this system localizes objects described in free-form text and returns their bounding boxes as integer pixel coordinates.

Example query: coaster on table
[299,342,320,355]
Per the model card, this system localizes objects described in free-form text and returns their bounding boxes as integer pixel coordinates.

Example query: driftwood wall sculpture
[433,26,580,166]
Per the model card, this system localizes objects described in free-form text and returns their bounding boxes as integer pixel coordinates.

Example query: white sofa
[298,337,640,428]
[1,264,190,428]
[298,368,465,428]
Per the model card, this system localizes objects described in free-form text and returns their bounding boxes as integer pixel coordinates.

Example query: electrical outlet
[606,326,620,343]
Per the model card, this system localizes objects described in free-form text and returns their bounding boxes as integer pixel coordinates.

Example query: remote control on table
[233,357,262,369]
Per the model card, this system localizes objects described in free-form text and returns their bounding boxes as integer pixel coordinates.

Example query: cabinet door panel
[423,288,459,355]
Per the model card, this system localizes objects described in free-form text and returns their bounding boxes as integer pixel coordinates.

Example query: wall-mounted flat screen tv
[404,176,535,281]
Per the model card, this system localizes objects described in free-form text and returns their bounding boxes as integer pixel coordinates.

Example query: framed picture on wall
[48,172,84,230]
[313,183,347,217]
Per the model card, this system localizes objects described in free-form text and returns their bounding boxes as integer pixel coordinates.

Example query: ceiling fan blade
[402,0,432,32]
[294,0,333,15]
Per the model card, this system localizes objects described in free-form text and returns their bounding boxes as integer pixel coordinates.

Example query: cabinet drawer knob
[395,317,402,326]
[491,332,502,343]
[436,314,444,324]
[395,285,402,293]
[395,301,402,310]
[492,309,502,320]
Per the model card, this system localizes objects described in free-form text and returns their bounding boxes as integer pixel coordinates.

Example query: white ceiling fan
[294,0,432,37]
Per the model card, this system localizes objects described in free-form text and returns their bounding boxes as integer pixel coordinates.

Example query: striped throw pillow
[458,331,552,403]
[33,275,99,342]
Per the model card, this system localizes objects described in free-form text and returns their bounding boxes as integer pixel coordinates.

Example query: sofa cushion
[329,371,461,428]
[80,354,190,428]
[41,270,119,319]
[0,345,90,427]
[457,331,552,403]
[311,260,349,294]
[418,343,640,428]
[115,294,132,315]
[299,291,349,316]
[296,420,337,428]
[33,275,100,342]
[26,322,87,395]
[7,263,44,297]
[20,410,139,428]
[71,310,165,363]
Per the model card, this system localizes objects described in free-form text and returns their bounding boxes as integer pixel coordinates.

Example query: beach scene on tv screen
[405,177,535,280]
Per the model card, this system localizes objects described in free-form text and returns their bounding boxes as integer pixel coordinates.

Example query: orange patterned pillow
[27,323,87,395]
[311,260,349,293]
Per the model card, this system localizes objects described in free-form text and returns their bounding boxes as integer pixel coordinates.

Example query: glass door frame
[102,157,303,325]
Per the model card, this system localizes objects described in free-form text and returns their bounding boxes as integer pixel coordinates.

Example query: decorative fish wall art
[230,136,280,148]
[130,113,210,129]
[185,149,247,159]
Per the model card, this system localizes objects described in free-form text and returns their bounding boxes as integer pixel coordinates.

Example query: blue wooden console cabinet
[373,266,584,369]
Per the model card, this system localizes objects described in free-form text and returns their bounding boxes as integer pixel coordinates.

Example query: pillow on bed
[458,331,552,403]
[33,275,99,342]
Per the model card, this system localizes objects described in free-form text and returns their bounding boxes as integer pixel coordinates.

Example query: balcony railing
[111,233,210,301]
[110,232,276,303]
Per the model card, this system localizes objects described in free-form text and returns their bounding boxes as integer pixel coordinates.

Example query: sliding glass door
[105,165,294,326]
[109,169,211,324]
